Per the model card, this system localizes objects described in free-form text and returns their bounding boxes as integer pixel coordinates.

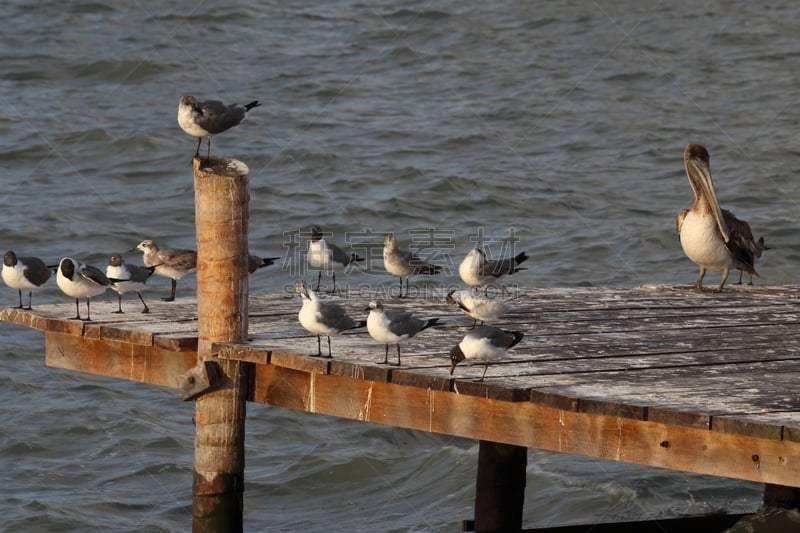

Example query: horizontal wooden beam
[249,363,800,488]
[45,330,197,388]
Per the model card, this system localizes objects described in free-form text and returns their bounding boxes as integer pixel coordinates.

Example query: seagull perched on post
[383,233,442,298]
[449,326,524,381]
[56,257,111,321]
[458,248,528,292]
[294,280,365,358]
[177,94,261,160]
[106,253,155,313]
[365,299,440,366]
[307,225,363,293]
[2,250,51,309]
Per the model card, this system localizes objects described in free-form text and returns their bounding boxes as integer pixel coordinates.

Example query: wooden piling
[191,157,251,532]
[473,440,527,532]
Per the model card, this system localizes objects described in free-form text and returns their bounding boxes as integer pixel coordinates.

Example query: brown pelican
[676,144,759,292]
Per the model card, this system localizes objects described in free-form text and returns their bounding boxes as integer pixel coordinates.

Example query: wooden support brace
[473,440,527,532]
[177,360,222,401]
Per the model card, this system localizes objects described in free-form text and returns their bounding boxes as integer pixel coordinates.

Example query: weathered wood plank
[44,330,197,388]
[249,364,800,487]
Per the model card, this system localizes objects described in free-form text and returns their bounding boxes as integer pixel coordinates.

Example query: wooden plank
[249,364,800,487]
[44,330,196,388]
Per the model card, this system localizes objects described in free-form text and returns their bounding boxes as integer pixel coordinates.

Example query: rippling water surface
[2,1,799,531]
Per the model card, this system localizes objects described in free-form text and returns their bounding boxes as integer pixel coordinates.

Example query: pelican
[676,143,759,292]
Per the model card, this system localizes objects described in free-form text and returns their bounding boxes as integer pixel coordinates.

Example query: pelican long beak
[688,158,730,243]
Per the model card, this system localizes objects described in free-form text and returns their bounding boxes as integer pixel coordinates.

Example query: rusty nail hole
[188,376,196,385]
[659,440,670,448]
[751,454,760,463]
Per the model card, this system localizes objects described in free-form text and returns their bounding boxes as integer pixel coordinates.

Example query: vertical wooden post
[473,440,527,532]
[191,157,250,533]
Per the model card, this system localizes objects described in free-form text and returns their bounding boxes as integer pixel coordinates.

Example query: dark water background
[2,1,800,531]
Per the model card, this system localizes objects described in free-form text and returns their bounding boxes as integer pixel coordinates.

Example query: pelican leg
[716,268,730,293]
[694,267,707,291]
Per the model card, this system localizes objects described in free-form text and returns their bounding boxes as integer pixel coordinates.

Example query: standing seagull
[365,299,440,366]
[446,289,510,329]
[449,326,524,381]
[106,253,155,313]
[383,233,442,298]
[307,225,363,293]
[2,250,52,309]
[294,280,365,358]
[177,94,261,160]
[132,239,197,302]
[56,257,110,321]
[676,144,759,292]
[458,248,528,292]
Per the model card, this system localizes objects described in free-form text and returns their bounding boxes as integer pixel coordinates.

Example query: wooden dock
[3,284,800,530]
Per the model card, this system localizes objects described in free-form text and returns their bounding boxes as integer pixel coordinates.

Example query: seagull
[294,280,365,358]
[56,257,111,321]
[365,299,440,366]
[446,289,510,329]
[2,250,52,309]
[676,144,760,292]
[177,94,261,160]
[131,239,197,302]
[458,248,528,292]
[449,326,524,381]
[249,253,281,274]
[383,233,442,298]
[307,225,363,293]
[106,253,155,313]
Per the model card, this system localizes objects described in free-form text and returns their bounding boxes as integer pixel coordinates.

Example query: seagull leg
[380,344,389,365]
[162,279,177,302]
[113,294,124,314]
[478,363,489,382]
[315,335,322,356]
[194,137,202,159]
[15,289,23,309]
[83,298,92,322]
[314,271,322,291]
[393,344,402,366]
[71,298,81,320]
[331,272,337,294]
[137,292,149,313]
[206,137,211,161]
[26,290,33,310]
[326,336,332,358]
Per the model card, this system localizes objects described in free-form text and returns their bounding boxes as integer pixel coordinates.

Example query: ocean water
[1,1,799,531]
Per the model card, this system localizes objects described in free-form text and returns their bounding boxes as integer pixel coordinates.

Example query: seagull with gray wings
[56,257,111,321]
[449,325,524,381]
[294,280,365,358]
[106,253,155,313]
[2,250,52,309]
[177,94,261,160]
[365,299,440,366]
